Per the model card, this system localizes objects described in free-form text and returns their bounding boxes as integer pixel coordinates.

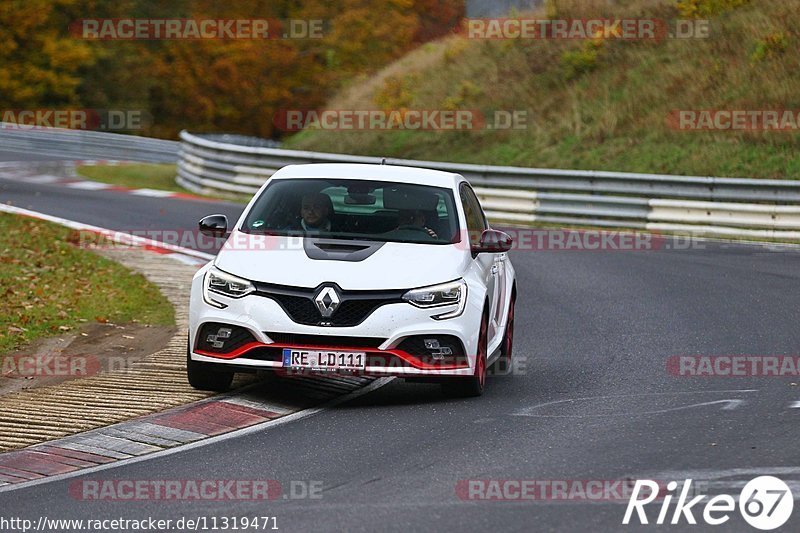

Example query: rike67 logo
[623,476,793,530]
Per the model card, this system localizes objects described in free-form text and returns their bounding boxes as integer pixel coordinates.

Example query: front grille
[238,347,283,362]
[366,354,414,369]
[254,282,405,327]
[196,322,255,354]
[266,333,385,348]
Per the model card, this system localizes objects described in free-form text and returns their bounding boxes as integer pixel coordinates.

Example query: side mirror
[198,214,228,237]
[474,229,513,254]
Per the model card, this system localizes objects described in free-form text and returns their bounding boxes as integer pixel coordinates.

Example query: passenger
[397,209,438,239]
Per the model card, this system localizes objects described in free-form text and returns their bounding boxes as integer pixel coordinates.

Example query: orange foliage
[0,0,464,139]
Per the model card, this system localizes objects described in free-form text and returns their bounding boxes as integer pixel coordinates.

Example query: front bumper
[188,266,484,377]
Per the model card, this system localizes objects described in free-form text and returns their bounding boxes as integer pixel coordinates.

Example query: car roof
[270,163,464,189]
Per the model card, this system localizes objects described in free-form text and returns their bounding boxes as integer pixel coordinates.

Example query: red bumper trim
[194,341,470,370]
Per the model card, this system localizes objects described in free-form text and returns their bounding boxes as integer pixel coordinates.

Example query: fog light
[206,327,232,349]
[424,338,454,360]
[196,323,256,355]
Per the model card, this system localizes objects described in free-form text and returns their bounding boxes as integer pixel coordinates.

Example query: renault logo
[314,286,340,318]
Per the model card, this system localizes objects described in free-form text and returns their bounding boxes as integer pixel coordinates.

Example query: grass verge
[0,213,175,355]
[76,163,250,202]
[286,0,800,180]
[76,163,184,191]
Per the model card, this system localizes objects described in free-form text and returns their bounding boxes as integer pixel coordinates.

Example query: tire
[186,338,234,392]
[489,292,515,376]
[442,311,488,398]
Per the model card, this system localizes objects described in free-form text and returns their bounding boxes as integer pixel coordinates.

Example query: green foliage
[677,0,751,18]
[442,80,482,111]
[561,40,604,79]
[751,32,788,62]
[443,37,469,64]
[544,0,559,18]
[373,75,418,110]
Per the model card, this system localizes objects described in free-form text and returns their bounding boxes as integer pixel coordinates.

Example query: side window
[459,184,487,247]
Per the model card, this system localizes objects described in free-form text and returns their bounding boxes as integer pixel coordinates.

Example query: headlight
[403,279,467,320]
[203,266,255,309]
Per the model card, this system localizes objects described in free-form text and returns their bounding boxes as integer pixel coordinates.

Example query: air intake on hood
[304,238,384,262]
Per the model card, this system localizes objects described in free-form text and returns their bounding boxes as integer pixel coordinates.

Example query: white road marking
[650,398,745,413]
[788,401,800,409]
[513,390,758,418]
[23,174,61,184]
[628,467,800,500]
[65,181,113,190]
[130,188,177,197]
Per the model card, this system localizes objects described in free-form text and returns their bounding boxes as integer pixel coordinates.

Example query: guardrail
[0,124,178,163]
[178,131,800,240]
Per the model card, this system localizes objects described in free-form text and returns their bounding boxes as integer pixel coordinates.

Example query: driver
[397,209,438,239]
[295,192,334,232]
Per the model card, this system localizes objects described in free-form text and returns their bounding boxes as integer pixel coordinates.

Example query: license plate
[282,349,366,371]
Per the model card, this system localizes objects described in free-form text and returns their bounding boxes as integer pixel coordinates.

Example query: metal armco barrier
[177,131,800,240]
[5,124,794,240]
[0,123,178,163]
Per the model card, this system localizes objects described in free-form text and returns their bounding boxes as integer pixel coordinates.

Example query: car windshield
[241,178,461,245]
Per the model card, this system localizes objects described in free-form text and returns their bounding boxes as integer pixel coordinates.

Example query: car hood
[214,231,469,290]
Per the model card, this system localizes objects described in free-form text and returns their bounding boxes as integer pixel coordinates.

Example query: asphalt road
[0,149,71,161]
[1,165,800,532]
[0,170,244,234]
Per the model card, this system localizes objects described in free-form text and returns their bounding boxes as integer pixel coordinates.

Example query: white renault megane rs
[187,163,516,397]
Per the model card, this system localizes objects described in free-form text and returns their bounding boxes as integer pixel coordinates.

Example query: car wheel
[442,311,488,398]
[186,337,234,392]
[490,292,515,375]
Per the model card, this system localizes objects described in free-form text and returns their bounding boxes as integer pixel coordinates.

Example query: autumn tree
[0,0,96,108]
[1,0,466,138]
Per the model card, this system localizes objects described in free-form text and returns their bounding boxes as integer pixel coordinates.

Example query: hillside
[286,0,800,179]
